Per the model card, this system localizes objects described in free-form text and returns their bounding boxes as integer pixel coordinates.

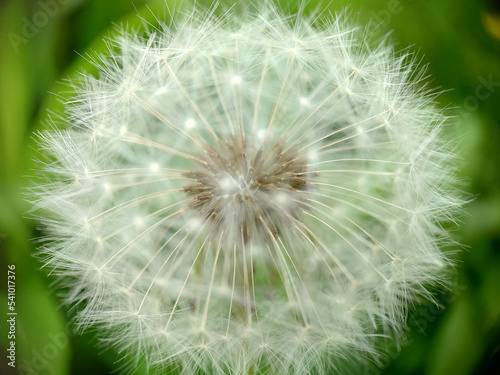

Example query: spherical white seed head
[32,3,462,375]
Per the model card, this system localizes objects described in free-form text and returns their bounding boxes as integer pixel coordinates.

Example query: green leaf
[426,291,484,375]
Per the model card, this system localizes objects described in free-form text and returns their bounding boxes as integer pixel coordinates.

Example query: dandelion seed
[32,2,462,374]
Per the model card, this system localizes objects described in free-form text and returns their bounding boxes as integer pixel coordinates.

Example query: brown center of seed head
[182,136,312,243]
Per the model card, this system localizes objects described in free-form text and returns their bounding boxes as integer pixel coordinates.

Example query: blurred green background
[1,0,500,374]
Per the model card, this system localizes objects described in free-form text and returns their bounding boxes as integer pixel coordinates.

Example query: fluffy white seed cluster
[33,3,461,374]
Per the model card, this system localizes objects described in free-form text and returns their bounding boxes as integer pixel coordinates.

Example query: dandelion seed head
[31,2,462,374]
